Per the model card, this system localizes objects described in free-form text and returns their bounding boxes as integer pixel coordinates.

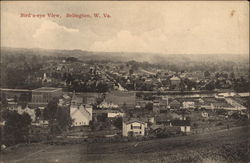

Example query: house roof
[32,87,62,92]
[212,102,233,108]
[170,76,180,81]
[171,120,191,126]
[71,95,83,104]
[169,100,181,105]
[98,101,119,108]
[156,113,181,122]
[237,93,250,97]
[70,105,91,118]
[123,118,146,125]
[0,88,31,92]
[231,97,247,106]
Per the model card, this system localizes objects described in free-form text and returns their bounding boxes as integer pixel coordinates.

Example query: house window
[131,125,133,129]
[132,126,141,129]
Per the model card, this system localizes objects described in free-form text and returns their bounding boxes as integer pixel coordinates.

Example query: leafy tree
[35,108,41,120]
[214,80,221,89]
[21,112,32,126]
[2,111,31,145]
[96,96,104,105]
[55,107,72,132]
[47,98,59,120]
[205,81,215,90]
[1,93,8,107]
[43,107,49,120]
[215,72,220,78]
[19,93,30,103]
[222,73,228,79]
[230,72,235,79]
[14,96,18,102]
[129,69,134,75]
[145,102,153,111]
[113,117,123,130]
[204,71,210,78]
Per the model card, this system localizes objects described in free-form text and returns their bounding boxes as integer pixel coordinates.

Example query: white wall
[180,126,191,132]
[108,112,124,118]
[122,121,146,137]
[70,106,92,126]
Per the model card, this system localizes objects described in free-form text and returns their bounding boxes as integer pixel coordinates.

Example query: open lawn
[1,126,249,163]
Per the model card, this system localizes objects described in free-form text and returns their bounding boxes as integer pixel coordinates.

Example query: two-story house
[122,119,147,137]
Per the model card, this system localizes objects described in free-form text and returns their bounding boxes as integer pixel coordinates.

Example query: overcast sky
[1,1,249,56]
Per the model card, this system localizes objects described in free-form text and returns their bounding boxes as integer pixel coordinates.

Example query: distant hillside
[1,47,248,64]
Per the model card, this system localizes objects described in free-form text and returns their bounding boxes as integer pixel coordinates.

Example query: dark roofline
[32,87,62,92]
[124,119,146,125]
[0,88,31,92]
[171,120,191,126]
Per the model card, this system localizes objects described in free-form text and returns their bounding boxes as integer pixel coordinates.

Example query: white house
[122,119,147,137]
[107,111,124,118]
[70,104,92,126]
[0,121,6,126]
[182,101,195,109]
[98,100,119,109]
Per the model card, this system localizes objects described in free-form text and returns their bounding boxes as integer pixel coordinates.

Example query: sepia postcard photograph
[0,1,249,163]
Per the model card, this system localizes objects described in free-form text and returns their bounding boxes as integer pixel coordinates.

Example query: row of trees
[1,52,49,89]
[1,111,32,146]
[43,98,73,136]
[0,97,73,146]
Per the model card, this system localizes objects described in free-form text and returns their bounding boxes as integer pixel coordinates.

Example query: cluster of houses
[1,87,249,139]
[105,62,245,92]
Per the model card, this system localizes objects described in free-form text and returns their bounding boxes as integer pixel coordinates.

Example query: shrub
[216,122,223,126]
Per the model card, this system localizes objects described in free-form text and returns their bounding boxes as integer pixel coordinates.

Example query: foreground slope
[1,126,249,163]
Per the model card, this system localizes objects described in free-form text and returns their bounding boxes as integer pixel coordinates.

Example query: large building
[0,88,32,102]
[31,87,63,105]
[105,91,136,109]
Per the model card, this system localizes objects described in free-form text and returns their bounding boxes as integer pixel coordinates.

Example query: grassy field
[1,126,249,163]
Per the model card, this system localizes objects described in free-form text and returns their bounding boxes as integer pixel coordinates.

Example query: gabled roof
[170,76,180,81]
[71,95,83,104]
[98,100,119,108]
[123,118,146,125]
[32,87,61,92]
[169,100,181,105]
[70,105,92,118]
[156,113,181,122]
